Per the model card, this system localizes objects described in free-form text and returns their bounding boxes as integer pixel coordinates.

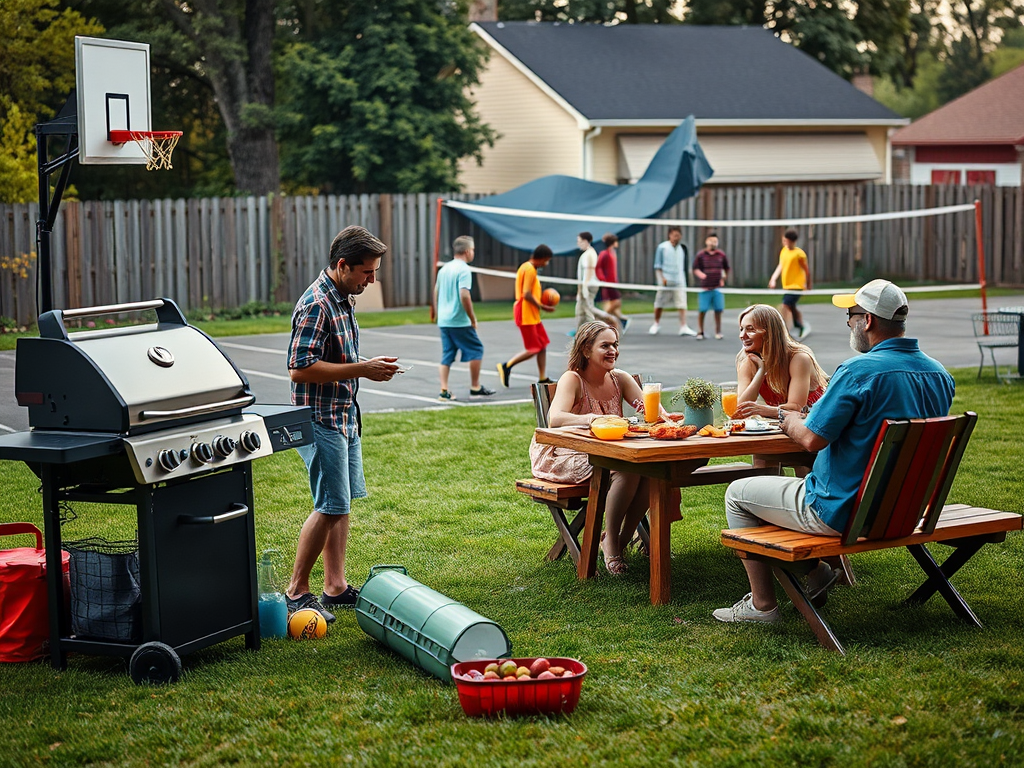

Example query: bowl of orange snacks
[590,415,629,440]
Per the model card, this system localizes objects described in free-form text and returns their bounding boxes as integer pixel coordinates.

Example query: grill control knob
[213,435,236,457]
[158,449,182,472]
[191,442,215,464]
[239,430,262,453]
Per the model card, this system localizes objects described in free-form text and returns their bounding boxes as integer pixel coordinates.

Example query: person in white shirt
[574,232,619,332]
[650,226,697,336]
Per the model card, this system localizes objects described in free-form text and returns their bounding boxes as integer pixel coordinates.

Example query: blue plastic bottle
[257,551,288,639]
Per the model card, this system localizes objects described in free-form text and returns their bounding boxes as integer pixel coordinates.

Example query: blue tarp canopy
[450,116,713,255]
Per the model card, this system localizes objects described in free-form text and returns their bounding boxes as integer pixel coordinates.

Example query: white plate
[733,426,783,435]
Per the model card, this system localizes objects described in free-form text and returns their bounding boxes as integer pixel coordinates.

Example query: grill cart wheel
[130,642,182,685]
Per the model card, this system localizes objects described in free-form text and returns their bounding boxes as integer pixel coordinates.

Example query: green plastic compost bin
[355,565,511,682]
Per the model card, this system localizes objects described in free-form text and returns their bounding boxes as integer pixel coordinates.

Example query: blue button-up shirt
[288,270,360,435]
[803,337,955,532]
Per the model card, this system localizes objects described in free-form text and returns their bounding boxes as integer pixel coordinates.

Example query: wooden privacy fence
[0,184,1021,325]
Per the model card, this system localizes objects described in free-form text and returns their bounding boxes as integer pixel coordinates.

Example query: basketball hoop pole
[35,93,80,315]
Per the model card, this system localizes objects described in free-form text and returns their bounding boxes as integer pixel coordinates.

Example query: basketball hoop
[108,129,182,171]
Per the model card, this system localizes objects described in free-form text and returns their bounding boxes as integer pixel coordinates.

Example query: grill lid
[16,299,252,434]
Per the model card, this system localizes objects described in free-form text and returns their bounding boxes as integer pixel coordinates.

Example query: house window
[931,169,961,185]
[966,170,996,184]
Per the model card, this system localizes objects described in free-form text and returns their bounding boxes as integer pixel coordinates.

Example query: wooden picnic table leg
[577,467,609,580]
[648,478,673,605]
[773,565,846,655]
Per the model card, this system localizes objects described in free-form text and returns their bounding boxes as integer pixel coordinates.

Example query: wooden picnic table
[533,426,815,605]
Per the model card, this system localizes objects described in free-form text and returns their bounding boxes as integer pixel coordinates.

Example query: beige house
[460,22,908,194]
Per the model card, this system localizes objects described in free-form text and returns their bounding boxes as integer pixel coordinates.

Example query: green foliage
[277,0,497,194]
[0,0,103,203]
[672,376,717,409]
[0,99,39,204]
[872,51,946,119]
[789,0,868,78]
[499,0,683,23]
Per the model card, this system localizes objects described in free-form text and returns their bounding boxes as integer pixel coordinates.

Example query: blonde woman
[733,304,828,420]
[530,321,665,574]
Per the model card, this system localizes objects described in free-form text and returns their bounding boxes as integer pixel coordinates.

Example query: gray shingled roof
[475,22,901,122]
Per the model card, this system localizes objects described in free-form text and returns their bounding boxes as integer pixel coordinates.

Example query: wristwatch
[778,407,786,423]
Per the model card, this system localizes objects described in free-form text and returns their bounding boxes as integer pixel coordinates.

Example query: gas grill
[0,299,311,683]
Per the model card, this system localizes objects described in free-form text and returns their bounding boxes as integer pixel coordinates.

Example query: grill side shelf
[0,431,123,464]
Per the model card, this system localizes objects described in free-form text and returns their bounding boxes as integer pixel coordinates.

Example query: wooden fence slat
[1,183,1021,321]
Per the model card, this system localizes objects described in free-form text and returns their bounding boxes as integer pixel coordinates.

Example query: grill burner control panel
[124,413,273,485]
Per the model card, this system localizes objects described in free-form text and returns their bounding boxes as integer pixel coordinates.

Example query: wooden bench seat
[720,412,1023,654]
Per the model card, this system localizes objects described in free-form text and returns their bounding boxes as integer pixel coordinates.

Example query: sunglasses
[847,309,868,320]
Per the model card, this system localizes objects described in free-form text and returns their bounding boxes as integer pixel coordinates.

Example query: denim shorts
[782,292,803,308]
[440,326,484,366]
[698,289,725,313]
[296,422,367,515]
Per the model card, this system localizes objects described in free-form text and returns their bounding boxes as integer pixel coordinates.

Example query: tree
[154,0,280,195]
[0,0,103,202]
[499,0,683,23]
[277,0,497,194]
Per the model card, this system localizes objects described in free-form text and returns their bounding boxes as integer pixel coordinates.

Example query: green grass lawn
[0,370,1022,766]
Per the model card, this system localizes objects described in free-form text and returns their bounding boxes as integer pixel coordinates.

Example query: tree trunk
[159,0,280,195]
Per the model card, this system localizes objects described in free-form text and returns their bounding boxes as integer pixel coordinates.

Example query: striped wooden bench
[721,411,1022,654]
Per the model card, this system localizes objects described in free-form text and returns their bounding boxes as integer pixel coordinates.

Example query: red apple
[529,658,550,677]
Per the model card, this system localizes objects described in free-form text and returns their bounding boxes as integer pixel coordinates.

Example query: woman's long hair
[567,320,618,372]
[736,305,828,397]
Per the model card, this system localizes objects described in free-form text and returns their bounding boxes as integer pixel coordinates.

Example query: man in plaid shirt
[285,225,399,621]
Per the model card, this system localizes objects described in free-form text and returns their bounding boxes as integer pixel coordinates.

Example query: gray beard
[849,324,871,353]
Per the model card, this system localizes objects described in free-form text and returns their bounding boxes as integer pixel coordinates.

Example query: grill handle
[140,395,255,420]
[179,503,249,525]
[38,298,187,340]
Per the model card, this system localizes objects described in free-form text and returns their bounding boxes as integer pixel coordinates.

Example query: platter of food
[726,418,783,435]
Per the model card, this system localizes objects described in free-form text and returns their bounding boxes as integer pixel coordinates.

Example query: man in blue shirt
[435,235,495,401]
[714,280,955,625]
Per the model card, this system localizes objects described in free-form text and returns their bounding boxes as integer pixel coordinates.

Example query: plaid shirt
[288,270,360,435]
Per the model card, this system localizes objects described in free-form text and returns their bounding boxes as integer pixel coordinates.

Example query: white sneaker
[712,593,780,624]
[648,323,660,335]
[678,325,698,337]
[798,323,812,340]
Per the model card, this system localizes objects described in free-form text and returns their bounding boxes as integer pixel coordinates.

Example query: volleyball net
[439,199,986,298]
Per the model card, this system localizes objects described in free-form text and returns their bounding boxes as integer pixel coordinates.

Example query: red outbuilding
[892,63,1024,186]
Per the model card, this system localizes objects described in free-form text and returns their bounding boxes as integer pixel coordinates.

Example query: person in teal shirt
[435,236,494,401]
[713,280,954,625]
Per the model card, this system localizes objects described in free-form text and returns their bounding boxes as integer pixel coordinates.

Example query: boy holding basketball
[497,244,557,387]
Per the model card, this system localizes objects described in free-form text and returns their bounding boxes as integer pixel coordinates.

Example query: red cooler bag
[0,523,70,663]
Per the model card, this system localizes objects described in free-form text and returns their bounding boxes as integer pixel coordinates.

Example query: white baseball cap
[832,279,908,320]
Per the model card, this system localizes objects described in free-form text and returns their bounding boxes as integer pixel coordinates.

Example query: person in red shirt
[596,233,629,333]
[692,232,730,340]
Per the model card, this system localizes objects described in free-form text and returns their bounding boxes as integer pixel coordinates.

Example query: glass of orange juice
[642,382,662,424]
[721,384,738,420]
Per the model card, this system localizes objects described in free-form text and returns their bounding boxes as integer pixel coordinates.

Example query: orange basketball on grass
[542,287,560,307]
[288,608,327,639]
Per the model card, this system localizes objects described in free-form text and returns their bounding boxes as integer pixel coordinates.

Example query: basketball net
[108,130,182,171]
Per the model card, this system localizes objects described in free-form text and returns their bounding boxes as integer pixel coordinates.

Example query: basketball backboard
[75,36,152,165]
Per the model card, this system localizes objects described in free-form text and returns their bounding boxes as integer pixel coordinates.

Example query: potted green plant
[671,377,718,429]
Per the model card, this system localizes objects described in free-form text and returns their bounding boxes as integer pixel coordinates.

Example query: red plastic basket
[451,657,587,717]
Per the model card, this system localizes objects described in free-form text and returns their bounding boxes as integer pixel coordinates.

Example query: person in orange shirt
[497,244,557,387]
[768,228,812,339]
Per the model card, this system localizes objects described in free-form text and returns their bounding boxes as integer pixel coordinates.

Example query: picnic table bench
[721,412,1022,654]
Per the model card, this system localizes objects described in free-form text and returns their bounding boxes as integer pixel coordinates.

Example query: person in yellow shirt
[497,244,557,387]
[768,229,812,339]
